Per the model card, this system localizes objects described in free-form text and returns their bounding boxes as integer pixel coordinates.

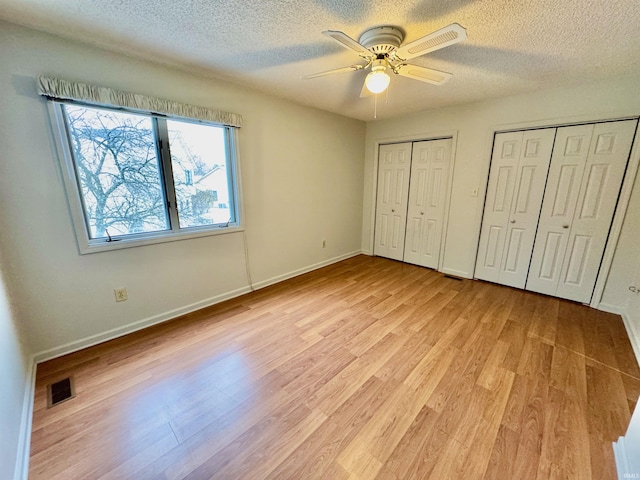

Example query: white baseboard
[14,355,36,480]
[33,250,363,364]
[596,302,623,315]
[613,436,630,480]
[33,285,252,363]
[19,250,361,480]
[250,251,362,290]
[439,267,472,279]
[621,312,640,367]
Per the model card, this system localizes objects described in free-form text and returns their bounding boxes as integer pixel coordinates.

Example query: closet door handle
[562,225,569,229]
[510,220,516,224]
[420,211,424,215]
[391,209,395,213]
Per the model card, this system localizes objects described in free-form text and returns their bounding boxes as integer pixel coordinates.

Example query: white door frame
[368,130,459,272]
[473,114,640,309]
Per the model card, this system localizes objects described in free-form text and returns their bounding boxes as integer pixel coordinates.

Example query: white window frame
[48,101,244,254]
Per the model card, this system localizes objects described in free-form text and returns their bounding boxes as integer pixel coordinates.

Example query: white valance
[37,76,243,128]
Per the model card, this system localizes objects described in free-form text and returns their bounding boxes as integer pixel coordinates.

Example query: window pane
[167,120,233,228]
[64,105,169,239]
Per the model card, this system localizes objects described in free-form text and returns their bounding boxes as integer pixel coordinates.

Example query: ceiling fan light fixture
[365,65,390,94]
[307,23,467,103]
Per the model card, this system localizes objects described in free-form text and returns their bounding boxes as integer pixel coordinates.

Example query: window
[51,102,241,253]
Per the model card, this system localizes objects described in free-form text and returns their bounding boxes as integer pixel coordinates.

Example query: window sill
[78,225,244,254]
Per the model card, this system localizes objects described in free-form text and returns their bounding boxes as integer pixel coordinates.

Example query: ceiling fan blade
[395,64,452,85]
[303,64,365,79]
[392,23,467,61]
[322,30,374,59]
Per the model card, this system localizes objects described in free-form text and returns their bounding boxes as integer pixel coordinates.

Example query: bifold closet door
[475,129,556,288]
[526,120,638,303]
[373,142,412,261]
[403,138,452,269]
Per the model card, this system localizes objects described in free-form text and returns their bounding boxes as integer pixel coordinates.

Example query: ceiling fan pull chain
[374,93,378,119]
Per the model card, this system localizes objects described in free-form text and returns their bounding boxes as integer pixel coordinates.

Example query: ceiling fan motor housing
[359,26,404,55]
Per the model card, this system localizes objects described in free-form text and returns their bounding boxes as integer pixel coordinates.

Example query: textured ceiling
[2,0,640,121]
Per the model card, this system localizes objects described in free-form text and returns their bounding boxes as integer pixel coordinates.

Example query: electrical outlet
[322,240,326,248]
[114,288,128,302]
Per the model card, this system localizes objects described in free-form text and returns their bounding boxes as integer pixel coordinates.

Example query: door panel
[499,129,556,288]
[527,120,637,302]
[476,129,555,288]
[538,231,563,280]
[475,132,522,283]
[378,215,389,247]
[556,120,638,302]
[395,169,407,204]
[493,166,514,213]
[484,225,503,269]
[526,124,593,296]
[513,165,534,213]
[578,164,607,219]
[374,143,412,261]
[403,138,452,269]
[423,219,438,257]
[503,228,524,273]
[551,164,580,216]
[563,234,591,285]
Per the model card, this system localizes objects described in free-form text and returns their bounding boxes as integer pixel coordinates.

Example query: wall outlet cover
[114,288,128,302]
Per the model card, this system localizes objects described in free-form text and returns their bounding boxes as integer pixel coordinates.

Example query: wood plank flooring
[29,255,640,479]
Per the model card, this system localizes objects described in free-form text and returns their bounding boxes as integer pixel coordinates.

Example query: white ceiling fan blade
[396,64,452,85]
[303,64,364,79]
[322,30,374,59]
[393,23,467,61]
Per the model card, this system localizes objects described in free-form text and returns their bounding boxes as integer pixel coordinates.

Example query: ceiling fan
[304,24,467,96]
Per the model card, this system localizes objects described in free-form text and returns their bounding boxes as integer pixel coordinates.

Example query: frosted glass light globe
[365,70,390,94]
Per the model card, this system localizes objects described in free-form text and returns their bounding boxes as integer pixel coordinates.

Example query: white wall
[618,168,640,361]
[625,250,640,363]
[0,21,365,357]
[0,250,31,480]
[363,75,640,315]
[613,394,640,478]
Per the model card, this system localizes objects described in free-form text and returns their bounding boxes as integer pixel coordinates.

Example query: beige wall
[0,20,366,357]
[618,166,640,361]
[0,249,30,480]
[3,18,640,477]
[363,75,640,325]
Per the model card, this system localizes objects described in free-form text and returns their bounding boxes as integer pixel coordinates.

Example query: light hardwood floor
[29,255,640,479]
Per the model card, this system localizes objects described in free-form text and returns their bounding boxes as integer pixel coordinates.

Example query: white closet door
[403,138,452,269]
[475,132,522,283]
[526,124,593,296]
[475,129,555,287]
[555,120,638,302]
[527,120,637,302]
[499,129,556,288]
[374,142,412,261]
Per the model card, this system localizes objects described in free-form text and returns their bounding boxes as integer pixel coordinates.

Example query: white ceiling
[1,0,640,121]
